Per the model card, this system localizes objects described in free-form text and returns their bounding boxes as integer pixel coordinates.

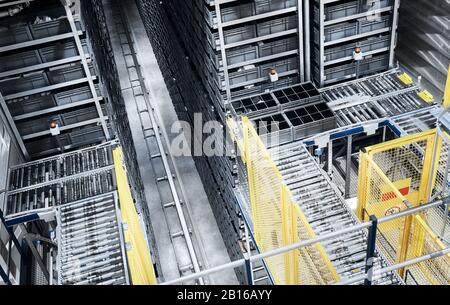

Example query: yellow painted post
[397,214,413,278]
[419,132,438,204]
[443,65,450,108]
[356,152,368,221]
[113,147,157,285]
[290,202,299,285]
[281,187,292,284]
[243,118,259,245]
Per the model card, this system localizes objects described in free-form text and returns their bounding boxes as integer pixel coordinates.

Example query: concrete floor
[103,0,238,284]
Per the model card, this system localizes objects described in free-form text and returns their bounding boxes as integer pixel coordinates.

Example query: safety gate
[357,129,450,284]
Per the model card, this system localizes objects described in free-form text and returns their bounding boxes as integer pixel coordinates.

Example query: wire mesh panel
[290,199,340,285]
[357,153,409,265]
[237,117,339,285]
[406,216,450,285]
[244,118,286,284]
[357,129,450,283]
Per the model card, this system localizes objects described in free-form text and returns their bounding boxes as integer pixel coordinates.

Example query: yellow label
[397,72,413,86]
[418,90,434,103]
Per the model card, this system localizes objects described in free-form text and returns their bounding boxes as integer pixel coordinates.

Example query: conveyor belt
[4,142,117,221]
[56,192,129,285]
[323,70,430,127]
[391,106,440,136]
[270,142,403,284]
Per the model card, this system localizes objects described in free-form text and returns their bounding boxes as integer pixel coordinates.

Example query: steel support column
[364,215,378,285]
[345,135,352,198]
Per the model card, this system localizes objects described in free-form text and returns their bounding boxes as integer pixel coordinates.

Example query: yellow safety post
[289,202,300,285]
[113,147,157,285]
[281,186,295,285]
[356,152,369,221]
[397,214,413,277]
[444,65,450,108]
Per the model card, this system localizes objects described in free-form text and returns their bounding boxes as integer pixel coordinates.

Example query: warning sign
[384,206,401,216]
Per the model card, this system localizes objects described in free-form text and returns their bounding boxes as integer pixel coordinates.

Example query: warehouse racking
[0,0,449,287]
[312,0,400,87]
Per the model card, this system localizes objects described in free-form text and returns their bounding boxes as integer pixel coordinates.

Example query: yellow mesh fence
[357,153,410,265]
[229,117,339,285]
[357,129,450,284]
[113,147,157,285]
[406,216,450,285]
[290,194,340,284]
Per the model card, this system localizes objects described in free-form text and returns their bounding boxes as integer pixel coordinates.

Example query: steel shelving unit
[0,3,111,159]
[163,0,306,109]
[312,0,400,87]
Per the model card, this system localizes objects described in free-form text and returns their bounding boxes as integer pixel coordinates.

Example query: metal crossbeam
[0,55,85,79]
[22,116,108,140]
[13,97,101,121]
[0,31,83,54]
[3,77,96,100]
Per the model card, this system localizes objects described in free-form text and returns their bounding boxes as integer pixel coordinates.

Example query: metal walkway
[4,142,116,225]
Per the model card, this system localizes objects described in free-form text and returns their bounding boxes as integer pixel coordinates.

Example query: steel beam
[3,77,96,101]
[389,0,400,68]
[0,56,85,79]
[303,0,311,82]
[0,0,36,8]
[21,116,108,141]
[0,31,83,54]
[297,0,304,83]
[323,28,392,47]
[214,1,231,103]
[345,135,352,199]
[13,97,101,121]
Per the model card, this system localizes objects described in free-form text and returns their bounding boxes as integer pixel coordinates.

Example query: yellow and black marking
[397,72,413,86]
[417,90,434,104]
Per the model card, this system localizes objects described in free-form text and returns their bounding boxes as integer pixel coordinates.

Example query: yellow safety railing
[357,128,450,283]
[113,147,157,285]
[443,65,450,109]
[406,215,450,285]
[357,153,410,266]
[229,117,339,285]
